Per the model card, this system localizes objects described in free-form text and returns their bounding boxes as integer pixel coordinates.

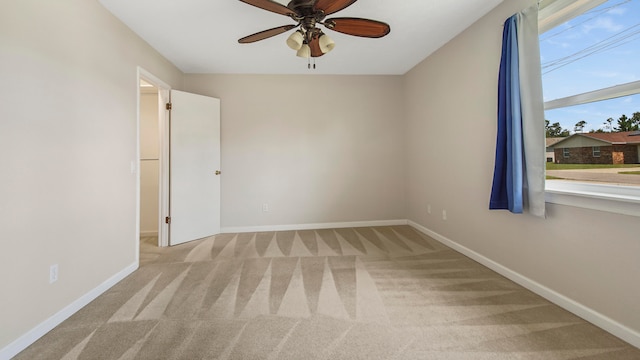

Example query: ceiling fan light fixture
[296,43,311,58]
[318,33,335,54]
[286,30,304,50]
[237,0,391,65]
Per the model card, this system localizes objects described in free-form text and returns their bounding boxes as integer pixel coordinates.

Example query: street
[547,167,640,186]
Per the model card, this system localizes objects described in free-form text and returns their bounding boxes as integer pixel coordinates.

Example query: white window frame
[593,146,601,158]
[563,148,570,158]
[540,0,640,217]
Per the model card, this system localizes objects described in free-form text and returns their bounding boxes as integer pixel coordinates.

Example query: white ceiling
[99,0,504,75]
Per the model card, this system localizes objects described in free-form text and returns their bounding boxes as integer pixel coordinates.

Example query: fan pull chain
[307,58,317,70]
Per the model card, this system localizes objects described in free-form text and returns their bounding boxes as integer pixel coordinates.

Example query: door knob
[215,170,221,175]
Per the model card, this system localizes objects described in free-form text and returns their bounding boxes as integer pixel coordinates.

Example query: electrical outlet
[262,203,269,212]
[442,210,447,221]
[50,264,58,284]
[427,204,432,214]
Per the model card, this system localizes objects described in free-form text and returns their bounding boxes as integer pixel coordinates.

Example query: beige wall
[140,91,160,235]
[0,0,183,350]
[184,74,406,228]
[404,0,640,335]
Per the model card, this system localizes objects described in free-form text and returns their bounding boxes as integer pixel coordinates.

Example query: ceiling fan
[237,0,390,60]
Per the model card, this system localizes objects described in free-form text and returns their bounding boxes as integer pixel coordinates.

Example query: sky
[539,0,640,133]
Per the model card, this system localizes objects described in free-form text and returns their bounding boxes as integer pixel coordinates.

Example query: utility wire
[540,0,632,42]
[542,33,640,74]
[542,22,640,74]
[543,23,640,68]
[542,32,640,74]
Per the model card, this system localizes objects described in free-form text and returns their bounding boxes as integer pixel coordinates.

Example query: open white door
[169,90,221,246]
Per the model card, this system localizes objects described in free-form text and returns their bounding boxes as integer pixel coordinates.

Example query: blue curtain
[490,15,524,213]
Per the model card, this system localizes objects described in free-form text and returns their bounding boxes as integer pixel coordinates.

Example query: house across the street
[546,137,565,163]
[551,131,640,164]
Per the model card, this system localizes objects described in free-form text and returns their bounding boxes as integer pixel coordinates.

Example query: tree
[614,114,639,132]
[545,120,570,137]
[604,117,614,132]
[574,120,587,133]
[632,112,640,129]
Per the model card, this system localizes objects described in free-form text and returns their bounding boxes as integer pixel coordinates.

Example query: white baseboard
[0,263,139,360]
[221,219,408,234]
[408,220,640,350]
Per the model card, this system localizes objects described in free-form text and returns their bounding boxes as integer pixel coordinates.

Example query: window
[539,0,640,216]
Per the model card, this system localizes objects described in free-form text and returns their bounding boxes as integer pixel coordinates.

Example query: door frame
[137,67,171,250]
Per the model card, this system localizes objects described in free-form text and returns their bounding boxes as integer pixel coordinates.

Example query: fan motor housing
[287,0,317,16]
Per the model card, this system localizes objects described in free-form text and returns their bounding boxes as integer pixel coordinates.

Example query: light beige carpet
[15,226,640,359]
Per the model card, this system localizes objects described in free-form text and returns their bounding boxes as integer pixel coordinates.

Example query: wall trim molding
[407,220,640,350]
[222,219,408,234]
[0,263,139,360]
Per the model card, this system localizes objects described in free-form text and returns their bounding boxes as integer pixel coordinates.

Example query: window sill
[545,180,640,217]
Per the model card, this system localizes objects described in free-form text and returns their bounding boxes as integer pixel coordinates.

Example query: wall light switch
[262,203,269,212]
[50,264,59,284]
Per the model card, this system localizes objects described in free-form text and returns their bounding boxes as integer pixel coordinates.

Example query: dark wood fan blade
[326,17,390,38]
[308,36,325,57]
[239,0,295,16]
[238,25,297,43]
[313,0,357,15]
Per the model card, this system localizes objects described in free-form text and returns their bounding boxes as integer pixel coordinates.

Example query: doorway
[137,68,171,258]
[139,79,160,257]
[136,68,221,259]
